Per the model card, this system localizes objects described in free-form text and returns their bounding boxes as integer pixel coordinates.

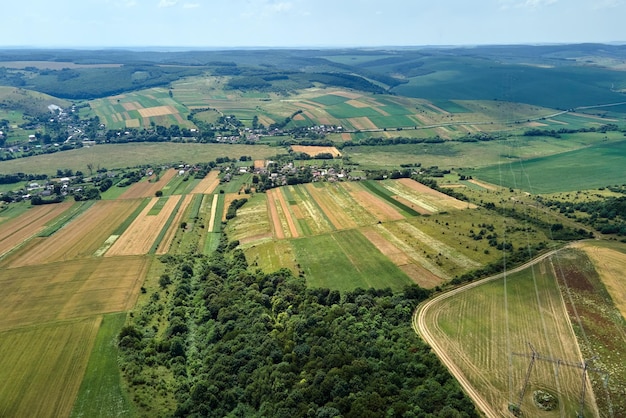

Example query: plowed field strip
[305,184,354,230]
[157,194,193,254]
[106,196,180,256]
[266,189,285,239]
[6,200,141,268]
[275,188,299,238]
[118,168,177,199]
[191,170,220,194]
[343,182,404,222]
[360,226,443,288]
[0,203,72,258]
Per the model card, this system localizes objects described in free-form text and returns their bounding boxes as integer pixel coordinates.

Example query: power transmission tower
[511,343,608,417]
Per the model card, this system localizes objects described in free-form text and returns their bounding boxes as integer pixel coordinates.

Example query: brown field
[360,226,444,288]
[118,168,177,199]
[0,256,149,331]
[222,193,241,222]
[346,99,370,108]
[575,242,626,318]
[305,183,356,230]
[342,182,405,222]
[122,102,140,111]
[106,196,181,256]
[393,194,435,215]
[137,105,177,117]
[292,113,306,121]
[266,189,285,239]
[0,317,101,418]
[254,160,266,169]
[341,133,352,141]
[0,202,72,258]
[348,116,377,130]
[191,170,220,194]
[156,194,194,254]
[274,188,299,238]
[291,145,342,157]
[4,200,141,268]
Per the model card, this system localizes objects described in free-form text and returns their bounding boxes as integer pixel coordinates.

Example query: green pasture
[430,100,471,113]
[309,94,349,106]
[147,197,168,215]
[101,180,130,200]
[293,229,413,291]
[225,192,271,244]
[219,173,252,194]
[0,143,285,175]
[244,239,298,273]
[472,139,626,193]
[71,313,134,418]
[0,201,33,223]
[325,102,382,119]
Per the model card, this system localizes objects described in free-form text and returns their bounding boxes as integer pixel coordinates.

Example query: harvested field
[227,193,271,245]
[360,226,444,288]
[118,168,177,199]
[0,317,101,418]
[348,116,377,130]
[346,99,370,108]
[274,188,299,238]
[222,193,244,222]
[342,182,405,222]
[416,256,596,417]
[191,170,220,194]
[125,119,140,128]
[122,102,140,111]
[0,256,149,330]
[254,160,266,169]
[0,202,72,258]
[156,194,194,254]
[207,194,219,233]
[291,145,342,157]
[5,200,141,268]
[382,178,475,212]
[137,105,177,117]
[106,196,181,256]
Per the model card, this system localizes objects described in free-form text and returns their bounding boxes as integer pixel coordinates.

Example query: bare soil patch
[191,170,220,194]
[119,168,177,199]
[254,160,266,169]
[0,203,72,259]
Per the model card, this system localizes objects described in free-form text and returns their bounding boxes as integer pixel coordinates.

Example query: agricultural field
[0,317,101,418]
[291,145,342,157]
[0,143,283,175]
[472,139,626,193]
[416,254,601,417]
[89,88,195,130]
[1,199,141,268]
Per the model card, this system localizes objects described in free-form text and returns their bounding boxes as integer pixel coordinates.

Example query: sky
[1,0,625,48]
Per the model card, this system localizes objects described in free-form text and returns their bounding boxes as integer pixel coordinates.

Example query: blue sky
[2,0,625,48]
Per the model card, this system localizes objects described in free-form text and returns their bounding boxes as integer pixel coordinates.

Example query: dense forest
[119,234,478,417]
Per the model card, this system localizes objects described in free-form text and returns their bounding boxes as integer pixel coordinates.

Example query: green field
[71,313,134,418]
[473,139,626,193]
[292,229,413,291]
[0,143,285,175]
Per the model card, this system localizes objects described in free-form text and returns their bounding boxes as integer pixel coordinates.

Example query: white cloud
[158,0,177,8]
[499,0,558,10]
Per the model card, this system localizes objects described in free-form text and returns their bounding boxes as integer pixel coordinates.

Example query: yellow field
[291,145,342,157]
[0,256,149,331]
[0,317,101,418]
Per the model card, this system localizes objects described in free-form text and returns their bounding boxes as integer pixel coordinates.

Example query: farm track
[413,246,572,418]
[0,203,73,259]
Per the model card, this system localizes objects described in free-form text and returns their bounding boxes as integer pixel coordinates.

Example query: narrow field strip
[266,189,285,239]
[342,182,405,222]
[275,188,299,238]
[396,178,477,210]
[118,168,177,199]
[207,194,219,233]
[293,185,334,235]
[304,183,353,230]
[156,193,194,254]
[0,202,73,260]
[190,170,220,194]
[106,196,180,256]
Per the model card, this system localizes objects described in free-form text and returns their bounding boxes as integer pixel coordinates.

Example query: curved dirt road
[412,248,565,417]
